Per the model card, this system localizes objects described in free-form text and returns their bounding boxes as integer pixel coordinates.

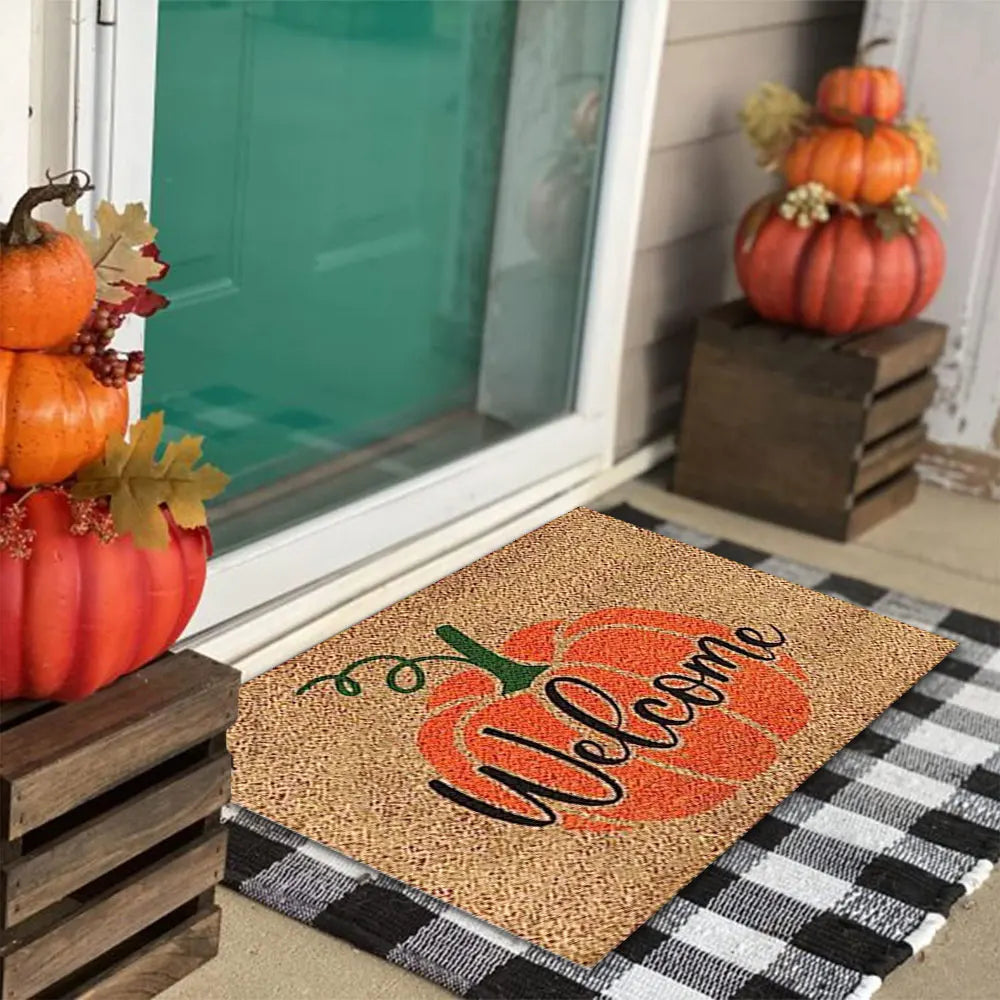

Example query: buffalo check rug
[222,504,1000,998]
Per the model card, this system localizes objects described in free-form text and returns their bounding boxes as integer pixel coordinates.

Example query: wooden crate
[674,300,947,540]
[0,651,240,1000]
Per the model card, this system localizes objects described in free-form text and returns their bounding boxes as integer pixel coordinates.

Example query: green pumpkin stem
[1,170,93,248]
[435,624,547,696]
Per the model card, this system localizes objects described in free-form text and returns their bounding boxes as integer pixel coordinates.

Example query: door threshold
[184,434,675,680]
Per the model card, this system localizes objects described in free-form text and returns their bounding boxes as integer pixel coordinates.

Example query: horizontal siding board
[626,224,743,349]
[653,15,863,149]
[637,130,767,250]
[615,334,694,455]
[666,0,859,43]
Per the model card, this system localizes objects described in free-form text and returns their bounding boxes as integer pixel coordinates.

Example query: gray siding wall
[615,0,863,457]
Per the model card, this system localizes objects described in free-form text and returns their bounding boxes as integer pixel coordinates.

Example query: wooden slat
[0,828,227,1000]
[0,701,55,732]
[838,320,948,392]
[653,15,861,149]
[2,754,231,926]
[65,905,221,1000]
[847,470,920,539]
[1,652,239,839]
[863,373,937,443]
[854,424,927,496]
[674,340,864,519]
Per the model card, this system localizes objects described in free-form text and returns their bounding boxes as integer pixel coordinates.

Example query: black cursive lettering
[429,726,624,827]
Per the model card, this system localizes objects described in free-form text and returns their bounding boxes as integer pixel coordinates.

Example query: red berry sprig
[71,305,146,388]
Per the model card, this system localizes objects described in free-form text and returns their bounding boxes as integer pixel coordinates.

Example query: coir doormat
[227,507,956,965]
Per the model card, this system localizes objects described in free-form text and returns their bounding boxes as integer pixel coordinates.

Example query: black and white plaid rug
[223,504,1000,999]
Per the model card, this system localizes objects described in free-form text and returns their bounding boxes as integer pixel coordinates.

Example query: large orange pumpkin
[735,202,945,336]
[0,489,211,701]
[0,350,128,487]
[816,64,904,126]
[415,609,810,832]
[783,123,920,205]
[0,177,97,351]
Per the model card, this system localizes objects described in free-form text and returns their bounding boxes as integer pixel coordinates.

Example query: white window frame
[22,0,672,672]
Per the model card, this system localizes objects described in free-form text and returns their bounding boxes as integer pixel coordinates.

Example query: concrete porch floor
[167,478,1000,1000]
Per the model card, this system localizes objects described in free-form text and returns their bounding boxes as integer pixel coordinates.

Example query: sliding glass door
[101,0,659,637]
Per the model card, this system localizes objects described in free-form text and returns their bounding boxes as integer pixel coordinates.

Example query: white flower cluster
[779,181,836,229]
[891,186,920,224]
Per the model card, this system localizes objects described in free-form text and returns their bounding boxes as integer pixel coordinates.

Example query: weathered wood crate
[0,651,240,1000]
[674,300,947,540]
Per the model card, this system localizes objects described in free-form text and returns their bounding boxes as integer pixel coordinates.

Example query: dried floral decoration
[68,497,118,543]
[71,411,230,550]
[739,82,813,169]
[0,503,35,560]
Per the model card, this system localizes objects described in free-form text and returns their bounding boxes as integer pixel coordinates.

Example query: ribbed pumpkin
[734,202,945,336]
[816,65,904,125]
[0,350,128,487]
[0,489,211,701]
[0,177,97,351]
[783,123,920,205]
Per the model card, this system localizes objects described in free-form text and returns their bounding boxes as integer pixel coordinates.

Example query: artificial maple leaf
[65,201,164,304]
[70,411,229,550]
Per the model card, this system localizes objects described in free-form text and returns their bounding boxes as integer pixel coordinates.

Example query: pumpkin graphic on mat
[300,607,811,833]
[413,609,810,831]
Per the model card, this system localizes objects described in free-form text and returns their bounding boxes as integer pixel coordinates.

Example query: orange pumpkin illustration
[301,607,811,833]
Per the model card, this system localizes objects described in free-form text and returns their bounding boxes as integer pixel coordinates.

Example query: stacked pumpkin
[734,39,946,335]
[0,172,227,701]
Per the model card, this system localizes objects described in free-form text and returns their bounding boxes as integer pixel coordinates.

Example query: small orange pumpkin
[0,175,97,351]
[816,39,904,125]
[783,123,920,205]
[0,350,128,487]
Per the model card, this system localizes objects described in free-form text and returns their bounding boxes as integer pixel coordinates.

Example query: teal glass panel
[144,1,620,552]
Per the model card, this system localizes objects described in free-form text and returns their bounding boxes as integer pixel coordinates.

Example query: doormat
[227,506,958,966]
[224,505,1000,998]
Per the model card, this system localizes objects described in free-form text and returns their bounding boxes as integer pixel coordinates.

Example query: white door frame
[25,0,670,660]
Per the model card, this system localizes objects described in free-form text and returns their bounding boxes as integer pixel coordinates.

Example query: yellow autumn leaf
[158,436,231,529]
[900,117,941,173]
[739,82,811,165]
[70,412,229,550]
[64,201,163,303]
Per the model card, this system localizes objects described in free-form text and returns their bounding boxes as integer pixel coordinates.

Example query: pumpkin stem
[1,170,93,248]
[856,36,892,66]
[435,625,548,696]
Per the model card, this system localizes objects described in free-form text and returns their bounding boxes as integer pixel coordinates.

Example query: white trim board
[186,434,675,682]
[862,1,1000,459]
